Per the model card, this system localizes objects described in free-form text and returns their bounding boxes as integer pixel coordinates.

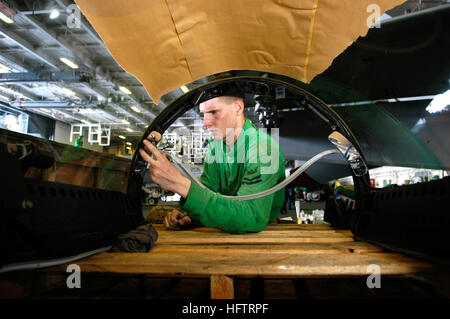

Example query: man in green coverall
[139,91,285,234]
[75,135,84,147]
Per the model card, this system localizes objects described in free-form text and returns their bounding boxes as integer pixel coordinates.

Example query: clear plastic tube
[169,149,340,200]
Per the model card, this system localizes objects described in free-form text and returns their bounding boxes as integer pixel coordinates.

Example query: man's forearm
[172,176,191,199]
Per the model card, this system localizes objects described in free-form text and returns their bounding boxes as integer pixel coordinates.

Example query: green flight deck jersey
[182,119,285,234]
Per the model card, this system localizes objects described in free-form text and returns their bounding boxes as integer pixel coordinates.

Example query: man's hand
[164,210,192,230]
[139,139,191,198]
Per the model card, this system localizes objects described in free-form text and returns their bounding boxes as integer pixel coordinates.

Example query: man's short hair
[221,82,245,100]
[197,82,245,105]
[219,95,242,105]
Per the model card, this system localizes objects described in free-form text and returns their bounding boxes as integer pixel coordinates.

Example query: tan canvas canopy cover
[75,0,404,104]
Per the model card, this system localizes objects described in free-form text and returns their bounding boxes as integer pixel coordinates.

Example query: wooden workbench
[41,223,447,299]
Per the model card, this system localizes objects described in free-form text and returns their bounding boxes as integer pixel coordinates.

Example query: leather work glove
[164,209,192,230]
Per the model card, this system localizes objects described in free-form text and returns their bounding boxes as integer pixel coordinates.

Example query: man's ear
[235,99,244,114]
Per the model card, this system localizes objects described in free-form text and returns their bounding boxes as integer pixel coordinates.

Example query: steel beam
[18,13,98,70]
[0,84,36,100]
[0,53,29,72]
[0,71,87,83]
[96,107,141,132]
[0,29,59,70]
[81,83,154,124]
[51,0,159,117]
[109,102,149,126]
[1,2,165,136]
[20,10,56,15]
[50,109,82,123]
[119,92,158,119]
[10,100,97,108]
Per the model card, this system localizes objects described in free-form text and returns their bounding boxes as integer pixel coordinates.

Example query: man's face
[199,96,238,141]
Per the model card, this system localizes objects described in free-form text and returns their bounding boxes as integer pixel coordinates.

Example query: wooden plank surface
[154,224,356,244]
[46,223,439,278]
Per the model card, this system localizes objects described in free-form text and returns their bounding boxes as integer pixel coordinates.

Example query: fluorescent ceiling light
[180,85,189,93]
[0,12,13,24]
[39,108,51,113]
[130,106,141,113]
[122,119,130,124]
[126,142,132,145]
[426,90,450,114]
[79,108,95,113]
[49,9,60,19]
[126,146,131,150]
[0,94,9,101]
[118,135,126,139]
[59,57,79,69]
[0,62,11,72]
[80,119,90,124]
[61,87,76,96]
[119,86,131,95]
[125,128,133,132]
